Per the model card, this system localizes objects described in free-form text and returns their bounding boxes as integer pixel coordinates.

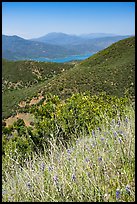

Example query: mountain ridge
[2,33,132,61]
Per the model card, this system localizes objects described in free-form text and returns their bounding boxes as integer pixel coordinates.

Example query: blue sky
[2,2,135,39]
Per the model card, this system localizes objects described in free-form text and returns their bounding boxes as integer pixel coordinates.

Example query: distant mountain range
[31,32,116,44]
[2,33,132,60]
[2,35,77,60]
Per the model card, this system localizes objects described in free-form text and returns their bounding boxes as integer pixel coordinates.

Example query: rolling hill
[2,59,75,92]
[40,36,135,98]
[2,36,135,119]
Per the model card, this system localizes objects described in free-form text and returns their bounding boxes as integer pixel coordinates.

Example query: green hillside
[41,36,135,98]
[2,37,135,119]
[2,59,74,92]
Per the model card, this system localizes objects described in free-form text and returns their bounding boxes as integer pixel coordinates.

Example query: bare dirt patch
[5,113,34,127]
[18,94,44,108]
[29,95,44,106]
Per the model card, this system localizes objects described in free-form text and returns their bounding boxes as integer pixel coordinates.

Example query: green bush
[29,92,130,149]
[2,92,131,163]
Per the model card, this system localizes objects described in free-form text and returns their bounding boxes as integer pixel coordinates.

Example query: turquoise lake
[28,53,94,63]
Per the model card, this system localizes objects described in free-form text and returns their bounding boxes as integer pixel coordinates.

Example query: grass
[2,105,135,202]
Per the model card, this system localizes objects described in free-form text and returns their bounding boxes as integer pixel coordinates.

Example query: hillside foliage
[2,37,135,119]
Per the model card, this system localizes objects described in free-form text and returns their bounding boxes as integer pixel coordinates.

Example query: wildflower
[27,182,31,189]
[85,157,90,163]
[117,120,121,127]
[117,130,123,134]
[48,166,53,171]
[113,131,117,137]
[67,149,71,154]
[97,127,101,132]
[40,162,45,171]
[72,173,76,181]
[111,119,115,125]
[53,175,58,184]
[87,172,91,177]
[125,116,128,123]
[116,189,120,200]
[92,130,95,136]
[118,138,122,143]
[98,157,102,162]
[125,185,130,195]
[101,137,105,142]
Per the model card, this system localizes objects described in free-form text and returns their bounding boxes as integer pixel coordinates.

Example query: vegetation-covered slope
[2,37,135,119]
[2,59,74,92]
[2,93,135,202]
[41,36,135,98]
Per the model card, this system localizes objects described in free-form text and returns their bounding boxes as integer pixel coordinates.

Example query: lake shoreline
[13,53,95,63]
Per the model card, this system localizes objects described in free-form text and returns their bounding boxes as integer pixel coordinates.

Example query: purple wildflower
[98,157,102,162]
[125,185,130,195]
[67,149,71,154]
[92,130,95,136]
[48,166,53,171]
[53,175,58,184]
[40,162,45,171]
[125,117,128,123]
[27,182,31,189]
[111,119,115,125]
[118,138,122,143]
[116,189,120,199]
[117,120,121,127]
[72,173,76,181]
[101,137,105,142]
[113,131,118,137]
[117,130,124,135]
[85,158,90,163]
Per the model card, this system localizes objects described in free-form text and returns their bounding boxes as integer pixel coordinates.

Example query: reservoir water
[28,53,94,63]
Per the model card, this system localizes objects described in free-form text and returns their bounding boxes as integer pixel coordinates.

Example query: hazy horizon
[2,2,135,39]
[2,32,135,40]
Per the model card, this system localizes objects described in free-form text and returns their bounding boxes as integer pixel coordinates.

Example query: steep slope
[40,36,135,98]
[2,59,74,92]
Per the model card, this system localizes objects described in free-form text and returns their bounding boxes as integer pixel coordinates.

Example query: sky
[2,2,135,39]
